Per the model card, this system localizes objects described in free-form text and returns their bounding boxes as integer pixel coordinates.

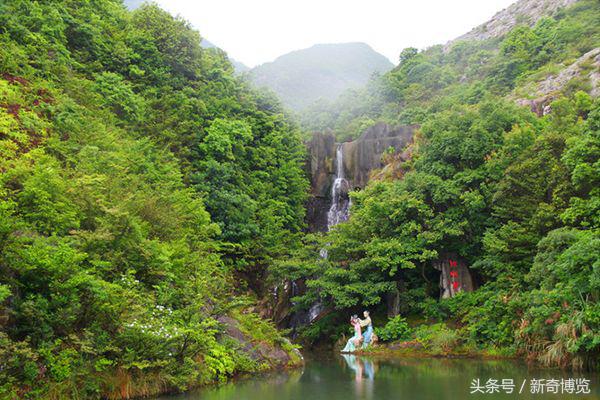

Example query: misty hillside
[250,42,394,111]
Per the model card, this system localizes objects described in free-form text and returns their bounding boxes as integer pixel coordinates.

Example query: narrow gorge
[1,0,599,398]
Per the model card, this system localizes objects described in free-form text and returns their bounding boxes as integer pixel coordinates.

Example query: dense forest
[0,1,305,398]
[0,0,599,399]
[279,0,599,371]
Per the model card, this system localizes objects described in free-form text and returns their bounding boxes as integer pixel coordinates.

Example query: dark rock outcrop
[306,123,417,231]
[306,132,336,232]
[432,256,475,299]
[342,123,416,189]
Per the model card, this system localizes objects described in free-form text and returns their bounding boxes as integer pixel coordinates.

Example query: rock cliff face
[306,123,416,232]
[305,124,476,300]
[305,132,337,233]
[447,0,579,47]
[516,47,600,115]
[433,256,475,299]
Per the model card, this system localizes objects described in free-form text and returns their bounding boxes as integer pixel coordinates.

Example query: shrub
[375,315,412,342]
[0,333,40,396]
[414,323,462,353]
[419,297,450,321]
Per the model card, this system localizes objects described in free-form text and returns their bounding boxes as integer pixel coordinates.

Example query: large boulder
[432,256,475,299]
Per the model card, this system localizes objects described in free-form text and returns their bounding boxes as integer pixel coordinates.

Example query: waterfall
[290,144,351,332]
[319,144,350,261]
[326,144,350,230]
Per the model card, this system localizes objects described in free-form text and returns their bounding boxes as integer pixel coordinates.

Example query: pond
[155,355,600,400]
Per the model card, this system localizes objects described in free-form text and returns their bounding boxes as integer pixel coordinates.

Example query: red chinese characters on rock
[449,259,460,292]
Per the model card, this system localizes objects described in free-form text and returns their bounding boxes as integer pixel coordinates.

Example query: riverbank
[353,341,518,361]
[109,341,303,400]
[10,314,304,400]
[332,316,597,371]
[97,319,305,400]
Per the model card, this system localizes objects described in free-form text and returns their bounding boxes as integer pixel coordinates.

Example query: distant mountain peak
[249,42,393,111]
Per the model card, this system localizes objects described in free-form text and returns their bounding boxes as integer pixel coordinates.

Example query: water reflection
[155,355,600,400]
[342,354,376,399]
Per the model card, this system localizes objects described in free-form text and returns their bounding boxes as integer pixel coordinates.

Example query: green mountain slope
[299,0,599,140]
[0,1,305,398]
[250,42,393,111]
[200,38,250,73]
[277,0,600,368]
[125,1,250,73]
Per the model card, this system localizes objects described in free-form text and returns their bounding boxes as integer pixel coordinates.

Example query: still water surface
[156,355,600,400]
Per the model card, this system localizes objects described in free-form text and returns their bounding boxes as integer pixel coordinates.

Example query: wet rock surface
[306,123,416,232]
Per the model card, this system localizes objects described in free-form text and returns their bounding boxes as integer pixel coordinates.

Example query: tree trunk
[386,288,400,318]
[386,280,404,317]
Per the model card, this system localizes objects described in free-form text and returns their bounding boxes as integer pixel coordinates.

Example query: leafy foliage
[413,323,463,354]
[0,0,306,397]
[279,0,600,370]
[375,316,412,342]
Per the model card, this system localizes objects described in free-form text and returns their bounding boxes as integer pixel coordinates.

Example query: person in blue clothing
[359,311,373,349]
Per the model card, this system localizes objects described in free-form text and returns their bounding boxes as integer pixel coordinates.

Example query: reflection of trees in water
[340,355,598,400]
[346,356,591,399]
[376,357,530,379]
[338,356,580,400]
[193,368,304,400]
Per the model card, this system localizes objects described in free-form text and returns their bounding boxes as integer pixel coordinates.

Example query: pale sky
[155,0,517,67]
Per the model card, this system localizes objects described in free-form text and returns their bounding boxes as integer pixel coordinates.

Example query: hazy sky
[155,0,517,67]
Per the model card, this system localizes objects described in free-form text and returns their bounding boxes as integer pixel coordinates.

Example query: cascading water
[326,144,351,229]
[319,143,350,259]
[290,144,351,332]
